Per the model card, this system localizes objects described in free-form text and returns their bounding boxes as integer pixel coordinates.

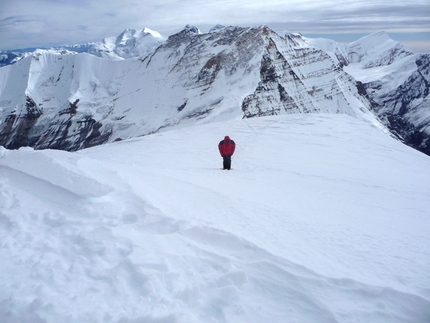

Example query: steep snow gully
[1,114,430,322]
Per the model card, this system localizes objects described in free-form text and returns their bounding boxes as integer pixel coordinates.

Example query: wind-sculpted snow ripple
[0,147,114,198]
[177,225,430,323]
[1,114,430,322]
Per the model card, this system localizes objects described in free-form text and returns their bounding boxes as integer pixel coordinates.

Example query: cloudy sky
[1,0,429,52]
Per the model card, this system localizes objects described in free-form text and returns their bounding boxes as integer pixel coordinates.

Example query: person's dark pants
[223,155,232,170]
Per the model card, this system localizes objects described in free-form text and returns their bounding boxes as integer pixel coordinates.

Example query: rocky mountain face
[0,26,428,155]
[308,32,430,155]
[368,53,430,156]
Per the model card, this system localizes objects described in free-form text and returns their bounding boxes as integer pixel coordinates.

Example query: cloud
[0,0,429,51]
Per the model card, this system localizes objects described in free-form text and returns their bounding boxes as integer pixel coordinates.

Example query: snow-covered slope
[0,27,165,66]
[0,25,383,151]
[88,27,165,60]
[305,31,415,69]
[307,32,430,155]
[1,114,430,322]
[0,50,131,150]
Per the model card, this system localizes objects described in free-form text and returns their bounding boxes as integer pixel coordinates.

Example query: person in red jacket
[218,135,236,170]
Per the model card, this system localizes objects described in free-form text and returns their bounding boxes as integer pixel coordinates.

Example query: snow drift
[1,114,430,322]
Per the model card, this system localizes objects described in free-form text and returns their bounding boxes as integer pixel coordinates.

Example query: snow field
[1,114,430,322]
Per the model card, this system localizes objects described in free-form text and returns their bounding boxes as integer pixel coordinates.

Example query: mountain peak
[166,25,202,44]
[86,27,165,60]
[0,25,429,156]
[351,31,391,47]
[142,27,163,39]
[184,24,201,35]
[115,27,163,45]
[209,24,226,33]
[346,31,414,67]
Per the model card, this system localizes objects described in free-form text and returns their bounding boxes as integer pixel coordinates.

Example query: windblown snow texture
[1,114,430,322]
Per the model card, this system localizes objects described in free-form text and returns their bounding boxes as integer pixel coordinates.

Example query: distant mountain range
[0,25,429,155]
[0,27,165,67]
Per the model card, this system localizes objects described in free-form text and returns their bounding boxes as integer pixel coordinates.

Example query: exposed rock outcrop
[2,26,428,155]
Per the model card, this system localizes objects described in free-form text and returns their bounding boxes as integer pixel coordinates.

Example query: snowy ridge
[0,25,386,152]
[0,26,429,155]
[0,50,132,150]
[88,27,165,60]
[344,31,414,68]
[307,31,430,155]
[305,31,414,68]
[1,114,430,322]
[0,27,165,65]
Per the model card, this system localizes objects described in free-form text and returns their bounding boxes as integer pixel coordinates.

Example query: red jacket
[218,136,236,157]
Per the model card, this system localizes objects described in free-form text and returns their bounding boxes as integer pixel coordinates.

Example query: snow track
[1,114,430,322]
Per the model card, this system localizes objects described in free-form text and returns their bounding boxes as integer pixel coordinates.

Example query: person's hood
[224,136,230,141]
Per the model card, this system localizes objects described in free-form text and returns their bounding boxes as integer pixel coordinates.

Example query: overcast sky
[1,0,429,52]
